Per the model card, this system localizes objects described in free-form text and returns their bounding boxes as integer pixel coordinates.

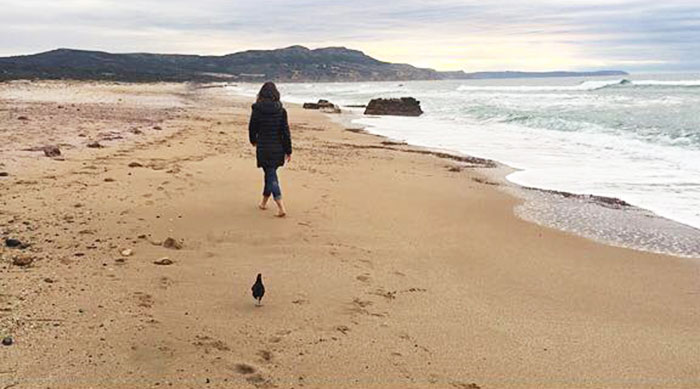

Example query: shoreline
[2,81,700,388]
[317,105,700,259]
[228,77,700,236]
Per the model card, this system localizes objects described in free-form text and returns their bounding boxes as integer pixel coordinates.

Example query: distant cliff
[0,46,441,82]
[0,46,627,82]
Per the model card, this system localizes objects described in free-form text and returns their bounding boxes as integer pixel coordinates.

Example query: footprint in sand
[193,335,230,352]
[257,350,273,362]
[356,273,371,283]
[133,292,154,308]
[233,363,272,387]
[371,288,397,300]
[159,276,173,289]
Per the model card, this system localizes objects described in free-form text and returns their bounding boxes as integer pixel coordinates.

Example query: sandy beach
[1,81,699,389]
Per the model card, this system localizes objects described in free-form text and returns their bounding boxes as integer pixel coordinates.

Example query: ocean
[229,74,700,255]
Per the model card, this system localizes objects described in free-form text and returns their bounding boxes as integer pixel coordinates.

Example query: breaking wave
[457,79,700,92]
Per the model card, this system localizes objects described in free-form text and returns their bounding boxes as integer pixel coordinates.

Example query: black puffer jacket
[248,101,292,168]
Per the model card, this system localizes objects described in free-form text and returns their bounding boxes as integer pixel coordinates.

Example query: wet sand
[1,81,699,388]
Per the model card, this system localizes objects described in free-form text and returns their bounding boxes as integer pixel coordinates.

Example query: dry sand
[1,81,699,389]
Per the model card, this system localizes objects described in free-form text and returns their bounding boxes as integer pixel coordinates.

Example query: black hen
[251,273,265,306]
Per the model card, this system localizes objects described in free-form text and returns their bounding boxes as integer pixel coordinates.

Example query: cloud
[0,0,698,71]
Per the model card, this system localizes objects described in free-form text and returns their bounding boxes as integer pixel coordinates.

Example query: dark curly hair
[256,82,281,103]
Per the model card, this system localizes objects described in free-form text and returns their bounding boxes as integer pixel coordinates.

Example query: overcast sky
[1,0,699,72]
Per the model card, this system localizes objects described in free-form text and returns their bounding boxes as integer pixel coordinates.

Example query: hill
[0,46,628,82]
[0,46,440,82]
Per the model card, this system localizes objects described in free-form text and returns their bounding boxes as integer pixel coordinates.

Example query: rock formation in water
[364,97,423,116]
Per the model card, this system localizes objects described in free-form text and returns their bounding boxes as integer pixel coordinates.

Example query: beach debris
[44,277,55,283]
[86,141,103,148]
[162,237,183,250]
[17,116,29,121]
[336,325,351,335]
[381,141,407,146]
[96,131,123,141]
[153,126,162,130]
[251,273,265,306]
[522,186,631,208]
[12,254,34,267]
[120,248,133,257]
[128,162,143,168]
[472,177,498,186]
[0,172,8,177]
[2,336,13,346]
[364,97,423,116]
[153,257,173,265]
[42,145,61,158]
[451,382,482,389]
[104,177,115,182]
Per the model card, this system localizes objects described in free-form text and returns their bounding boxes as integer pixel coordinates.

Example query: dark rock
[303,99,340,113]
[234,363,256,374]
[128,162,143,168]
[153,126,162,130]
[5,238,22,248]
[12,254,34,267]
[2,336,13,346]
[104,177,115,182]
[153,257,173,265]
[44,277,55,283]
[364,97,423,116]
[43,145,61,158]
[87,141,103,148]
[17,116,29,121]
[0,172,8,177]
[162,237,182,250]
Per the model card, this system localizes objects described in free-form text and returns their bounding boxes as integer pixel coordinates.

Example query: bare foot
[259,195,270,210]
[274,198,287,218]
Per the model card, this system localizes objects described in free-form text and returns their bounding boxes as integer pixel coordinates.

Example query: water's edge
[327,108,700,259]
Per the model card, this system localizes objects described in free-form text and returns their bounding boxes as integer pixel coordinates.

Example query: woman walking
[248,82,292,217]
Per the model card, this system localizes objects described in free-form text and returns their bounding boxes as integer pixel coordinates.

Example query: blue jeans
[262,166,282,200]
